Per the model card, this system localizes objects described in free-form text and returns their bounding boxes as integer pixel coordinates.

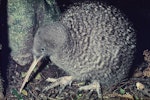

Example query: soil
[5,56,150,100]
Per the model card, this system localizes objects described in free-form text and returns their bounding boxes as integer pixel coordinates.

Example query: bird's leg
[79,80,102,98]
[43,76,73,93]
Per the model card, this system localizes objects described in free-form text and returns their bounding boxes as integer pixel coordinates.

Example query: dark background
[55,0,150,65]
[0,0,150,95]
[0,0,9,95]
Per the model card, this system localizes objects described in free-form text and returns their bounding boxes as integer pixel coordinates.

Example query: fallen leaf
[136,82,145,90]
[143,67,150,77]
[120,88,125,95]
[133,71,143,77]
[21,90,28,96]
[21,72,27,78]
[35,73,41,80]
[105,92,134,99]
[11,89,23,100]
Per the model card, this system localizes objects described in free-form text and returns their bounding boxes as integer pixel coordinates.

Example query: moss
[8,0,60,65]
[8,0,35,65]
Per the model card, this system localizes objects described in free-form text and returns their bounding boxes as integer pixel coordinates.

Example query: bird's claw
[43,76,73,93]
[79,80,102,98]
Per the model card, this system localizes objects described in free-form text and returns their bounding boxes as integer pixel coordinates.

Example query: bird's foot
[43,76,73,93]
[79,80,102,98]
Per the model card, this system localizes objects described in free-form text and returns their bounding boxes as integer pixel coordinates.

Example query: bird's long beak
[20,55,44,93]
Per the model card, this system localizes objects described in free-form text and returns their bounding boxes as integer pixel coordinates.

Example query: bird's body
[33,2,136,89]
[15,2,137,95]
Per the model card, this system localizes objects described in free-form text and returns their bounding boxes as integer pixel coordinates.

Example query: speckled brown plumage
[25,2,137,95]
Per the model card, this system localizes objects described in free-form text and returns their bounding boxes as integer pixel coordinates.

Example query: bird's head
[20,22,68,92]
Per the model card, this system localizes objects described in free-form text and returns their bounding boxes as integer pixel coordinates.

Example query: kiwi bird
[20,2,136,97]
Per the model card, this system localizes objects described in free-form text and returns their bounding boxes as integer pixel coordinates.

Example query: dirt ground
[5,50,150,100]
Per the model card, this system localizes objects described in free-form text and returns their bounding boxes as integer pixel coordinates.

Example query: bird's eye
[41,48,45,52]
